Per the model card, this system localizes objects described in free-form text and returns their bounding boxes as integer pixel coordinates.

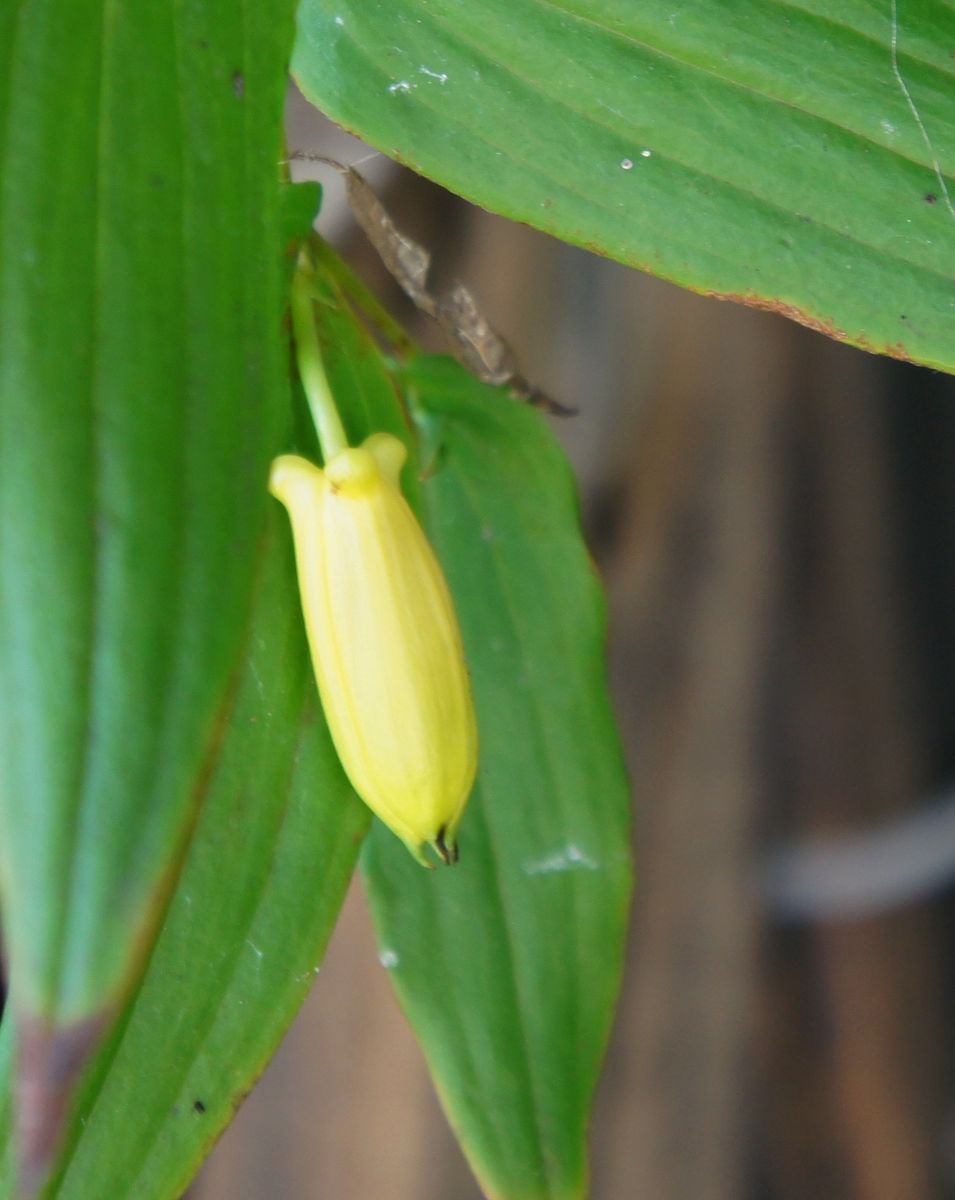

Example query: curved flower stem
[290,250,348,460]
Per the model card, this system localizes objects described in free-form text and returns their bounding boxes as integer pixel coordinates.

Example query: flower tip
[401,825,460,869]
[433,825,460,867]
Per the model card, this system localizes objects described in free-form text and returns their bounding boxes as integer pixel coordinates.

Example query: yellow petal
[269,436,477,865]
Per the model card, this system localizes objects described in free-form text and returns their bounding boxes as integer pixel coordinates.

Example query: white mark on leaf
[889,0,955,222]
[881,119,898,136]
[389,80,412,95]
[419,66,448,83]
[379,948,400,969]
[524,843,600,876]
[620,158,634,171]
[640,148,652,158]
[334,14,344,25]
[248,659,266,698]
[246,939,264,960]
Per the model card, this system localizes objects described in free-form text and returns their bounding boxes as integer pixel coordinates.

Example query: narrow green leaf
[362,358,633,1200]
[0,514,368,1200]
[293,0,955,372]
[0,0,297,1039]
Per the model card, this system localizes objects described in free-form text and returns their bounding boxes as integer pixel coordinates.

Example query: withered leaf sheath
[270,432,477,865]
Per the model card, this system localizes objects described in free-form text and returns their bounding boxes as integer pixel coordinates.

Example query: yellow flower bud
[269,432,478,865]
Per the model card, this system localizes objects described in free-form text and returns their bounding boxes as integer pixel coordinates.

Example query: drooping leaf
[362,357,633,1200]
[293,0,955,372]
[0,0,301,1173]
[0,512,367,1200]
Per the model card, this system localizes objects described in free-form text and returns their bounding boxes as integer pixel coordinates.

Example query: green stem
[290,251,348,460]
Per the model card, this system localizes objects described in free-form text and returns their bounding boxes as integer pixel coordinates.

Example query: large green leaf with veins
[0,0,305,1184]
[293,0,955,372]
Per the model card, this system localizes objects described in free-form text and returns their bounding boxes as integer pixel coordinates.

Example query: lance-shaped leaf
[362,357,633,1200]
[0,0,301,1177]
[293,0,955,373]
[0,513,368,1199]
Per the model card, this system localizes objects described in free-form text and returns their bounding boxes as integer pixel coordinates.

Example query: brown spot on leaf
[16,1011,108,1198]
[925,192,938,204]
[700,289,917,364]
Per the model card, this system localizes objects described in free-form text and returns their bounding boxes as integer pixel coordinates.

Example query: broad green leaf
[362,358,633,1200]
[0,0,300,1146]
[0,241,411,1200]
[293,0,955,372]
[0,513,367,1199]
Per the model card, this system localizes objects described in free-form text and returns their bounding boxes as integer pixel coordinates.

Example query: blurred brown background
[195,92,955,1200]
